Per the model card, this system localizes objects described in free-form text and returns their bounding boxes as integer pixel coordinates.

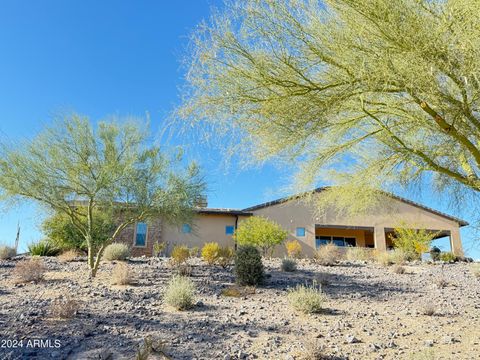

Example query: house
[116,187,467,257]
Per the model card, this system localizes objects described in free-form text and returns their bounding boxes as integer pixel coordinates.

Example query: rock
[424,340,434,347]
[345,334,360,344]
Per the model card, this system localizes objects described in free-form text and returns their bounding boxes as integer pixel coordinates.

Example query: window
[296,227,306,237]
[135,222,147,247]
[315,235,356,248]
[225,225,234,235]
[182,223,192,234]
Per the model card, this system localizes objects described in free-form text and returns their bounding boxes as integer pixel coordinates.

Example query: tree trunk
[90,243,108,278]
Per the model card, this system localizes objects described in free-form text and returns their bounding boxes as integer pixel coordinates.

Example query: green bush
[390,223,437,258]
[171,245,191,265]
[287,282,325,314]
[201,242,220,264]
[28,240,60,256]
[281,258,297,272]
[164,275,196,310]
[439,252,457,262]
[0,245,16,260]
[216,246,234,268]
[103,243,130,261]
[235,216,288,256]
[234,245,264,286]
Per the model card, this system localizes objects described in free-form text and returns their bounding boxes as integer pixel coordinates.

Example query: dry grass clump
[164,275,196,310]
[421,303,436,316]
[135,336,169,360]
[281,258,297,272]
[111,262,133,285]
[296,340,327,360]
[285,240,303,258]
[471,263,480,278]
[345,247,372,262]
[0,245,17,260]
[103,243,130,261]
[49,296,79,319]
[314,243,340,266]
[316,273,331,287]
[374,249,409,266]
[287,281,326,314]
[13,258,46,283]
[221,285,256,297]
[435,277,449,289]
[171,245,191,265]
[392,265,406,274]
[57,249,80,262]
[175,264,193,277]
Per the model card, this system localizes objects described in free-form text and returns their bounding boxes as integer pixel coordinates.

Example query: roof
[196,208,253,216]
[243,187,469,227]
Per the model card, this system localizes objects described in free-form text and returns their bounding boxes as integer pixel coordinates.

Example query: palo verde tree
[0,115,205,277]
[180,0,480,215]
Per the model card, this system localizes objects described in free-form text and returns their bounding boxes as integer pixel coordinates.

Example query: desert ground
[0,256,479,360]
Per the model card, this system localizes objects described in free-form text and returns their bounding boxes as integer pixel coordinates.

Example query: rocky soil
[0,256,479,360]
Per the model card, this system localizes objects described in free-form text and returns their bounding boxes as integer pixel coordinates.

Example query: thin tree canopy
[0,115,205,276]
[180,0,480,212]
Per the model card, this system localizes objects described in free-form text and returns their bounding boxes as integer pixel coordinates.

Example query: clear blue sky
[0,0,477,259]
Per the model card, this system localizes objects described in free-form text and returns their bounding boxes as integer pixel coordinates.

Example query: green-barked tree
[0,115,205,277]
[180,0,480,216]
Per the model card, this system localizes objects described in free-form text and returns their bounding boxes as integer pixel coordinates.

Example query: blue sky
[0,0,477,259]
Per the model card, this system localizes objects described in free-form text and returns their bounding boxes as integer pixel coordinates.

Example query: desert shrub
[201,242,220,264]
[375,249,410,266]
[435,277,449,289]
[235,245,264,286]
[175,264,193,277]
[153,241,167,257]
[390,223,437,258]
[57,249,81,262]
[163,275,196,310]
[285,240,302,258]
[49,296,79,319]
[316,273,331,287]
[421,303,436,316]
[103,243,130,261]
[221,286,242,297]
[392,264,406,274]
[287,281,325,314]
[135,336,168,360]
[471,263,480,278]
[429,246,441,261]
[171,245,191,265]
[216,246,234,268]
[111,262,133,285]
[374,250,393,266]
[439,252,457,262]
[235,216,288,256]
[0,245,16,260]
[314,243,340,266]
[13,259,46,283]
[281,258,297,272]
[28,240,61,256]
[189,246,199,258]
[346,247,372,262]
[42,210,116,252]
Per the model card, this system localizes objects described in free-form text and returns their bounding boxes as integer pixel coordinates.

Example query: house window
[225,225,234,235]
[296,227,306,237]
[182,224,192,234]
[135,222,148,247]
[315,235,356,248]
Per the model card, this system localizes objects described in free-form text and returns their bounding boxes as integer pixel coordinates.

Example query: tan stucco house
[117,188,467,257]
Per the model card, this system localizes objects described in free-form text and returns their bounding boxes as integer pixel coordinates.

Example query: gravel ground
[0,256,479,360]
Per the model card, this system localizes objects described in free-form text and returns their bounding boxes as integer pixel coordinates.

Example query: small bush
[153,241,167,257]
[287,282,325,314]
[103,243,130,261]
[346,247,372,262]
[111,262,133,285]
[316,273,331,287]
[471,263,480,278]
[201,242,220,264]
[439,252,457,262]
[175,264,193,277]
[171,245,190,265]
[374,250,393,266]
[314,243,340,266]
[375,250,409,266]
[217,246,234,268]
[285,240,302,258]
[221,286,242,297]
[430,246,441,261]
[49,296,79,319]
[281,258,297,272]
[135,336,168,360]
[13,259,46,283]
[28,240,60,256]
[163,275,196,310]
[0,245,16,260]
[189,246,199,258]
[392,265,406,274]
[435,277,449,289]
[421,303,436,316]
[57,249,80,262]
[235,245,265,286]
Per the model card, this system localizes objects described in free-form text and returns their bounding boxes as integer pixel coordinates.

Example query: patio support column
[450,228,464,257]
[374,226,387,252]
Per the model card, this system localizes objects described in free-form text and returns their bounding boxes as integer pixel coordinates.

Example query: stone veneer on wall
[114,218,163,257]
